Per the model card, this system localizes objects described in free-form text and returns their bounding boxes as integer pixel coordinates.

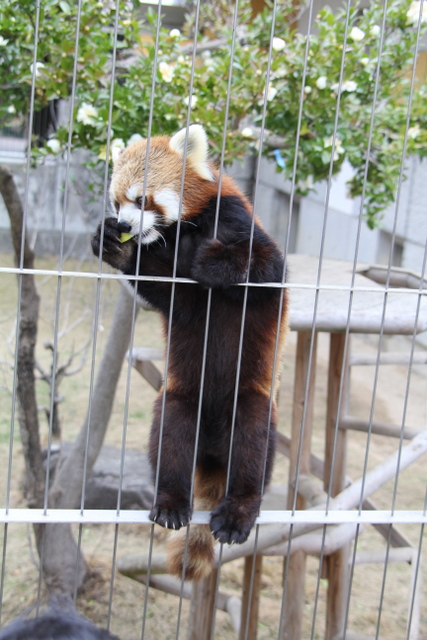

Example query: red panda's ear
[169,125,214,181]
[112,146,124,165]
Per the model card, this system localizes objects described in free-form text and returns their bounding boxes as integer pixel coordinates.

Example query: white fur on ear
[112,146,124,165]
[169,125,214,181]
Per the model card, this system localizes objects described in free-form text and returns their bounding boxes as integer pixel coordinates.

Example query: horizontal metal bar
[1,509,426,526]
[1,266,426,296]
[350,352,427,366]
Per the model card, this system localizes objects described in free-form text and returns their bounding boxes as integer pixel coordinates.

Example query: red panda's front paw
[149,503,192,531]
[92,217,135,269]
[191,239,248,289]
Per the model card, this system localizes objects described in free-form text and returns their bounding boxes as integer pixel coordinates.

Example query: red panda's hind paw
[149,504,192,530]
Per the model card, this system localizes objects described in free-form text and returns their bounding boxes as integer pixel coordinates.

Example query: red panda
[92,125,288,580]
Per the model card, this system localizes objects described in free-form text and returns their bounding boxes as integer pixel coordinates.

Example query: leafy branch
[1,0,426,227]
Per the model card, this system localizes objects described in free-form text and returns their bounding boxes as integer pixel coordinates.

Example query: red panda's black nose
[118,220,132,234]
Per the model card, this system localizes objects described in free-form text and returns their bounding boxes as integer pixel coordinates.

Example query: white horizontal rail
[0,265,426,296]
[1,508,426,526]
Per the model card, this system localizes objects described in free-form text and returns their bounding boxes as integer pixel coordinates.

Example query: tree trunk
[0,164,138,599]
[49,283,138,510]
[0,164,44,509]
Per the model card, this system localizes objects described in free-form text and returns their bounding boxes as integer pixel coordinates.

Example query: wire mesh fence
[0,0,426,639]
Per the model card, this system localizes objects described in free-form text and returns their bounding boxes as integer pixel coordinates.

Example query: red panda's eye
[136,196,147,208]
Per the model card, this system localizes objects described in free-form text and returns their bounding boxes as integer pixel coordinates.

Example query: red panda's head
[109,125,218,244]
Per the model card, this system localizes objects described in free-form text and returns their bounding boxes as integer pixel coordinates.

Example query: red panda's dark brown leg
[148,392,198,530]
[209,392,276,545]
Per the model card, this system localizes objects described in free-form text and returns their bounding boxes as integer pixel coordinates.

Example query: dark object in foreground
[0,611,120,640]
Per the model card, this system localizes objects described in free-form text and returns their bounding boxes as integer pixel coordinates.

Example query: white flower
[370,25,381,37]
[46,138,61,154]
[342,79,358,92]
[304,85,312,94]
[127,133,143,147]
[272,37,286,51]
[316,76,327,90]
[184,94,198,109]
[76,102,99,125]
[408,125,421,138]
[0,36,9,46]
[267,84,277,101]
[407,2,427,24]
[159,61,174,83]
[298,175,314,191]
[169,28,181,38]
[7,105,16,114]
[324,136,345,161]
[30,61,46,77]
[111,138,125,151]
[350,26,365,42]
[360,57,370,66]
[241,127,254,138]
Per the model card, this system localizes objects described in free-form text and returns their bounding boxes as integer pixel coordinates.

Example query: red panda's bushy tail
[166,468,225,581]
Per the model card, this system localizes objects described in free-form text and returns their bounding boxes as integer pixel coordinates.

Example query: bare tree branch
[0,163,45,510]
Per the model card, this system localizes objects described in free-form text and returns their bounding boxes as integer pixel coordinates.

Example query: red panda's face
[109,125,215,244]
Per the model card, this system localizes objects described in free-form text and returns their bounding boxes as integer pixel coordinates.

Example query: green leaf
[59,1,71,13]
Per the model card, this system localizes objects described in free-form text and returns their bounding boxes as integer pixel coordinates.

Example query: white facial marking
[118,203,158,244]
[110,186,116,202]
[126,185,141,202]
[154,188,183,222]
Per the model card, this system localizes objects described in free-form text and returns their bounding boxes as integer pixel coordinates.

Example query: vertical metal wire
[317,1,391,636]
[4,0,42,517]
[406,486,427,639]
[42,0,85,514]
[140,2,198,636]
[168,0,243,631]
[276,0,355,635]
[0,525,8,624]
[106,524,120,632]
[89,0,142,626]
[2,1,427,638]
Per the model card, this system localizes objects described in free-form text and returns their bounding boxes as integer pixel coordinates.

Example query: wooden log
[331,632,385,640]
[407,550,422,640]
[187,569,219,640]
[239,554,263,640]
[324,333,350,640]
[361,499,414,549]
[281,331,318,640]
[292,474,327,507]
[353,547,414,565]
[122,573,241,633]
[276,432,325,480]
[339,417,420,440]
[278,435,414,549]
[128,347,163,392]
[265,524,359,558]
[333,430,427,511]
[117,553,167,576]
[216,429,427,567]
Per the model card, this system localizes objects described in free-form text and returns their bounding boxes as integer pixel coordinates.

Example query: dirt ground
[0,254,426,639]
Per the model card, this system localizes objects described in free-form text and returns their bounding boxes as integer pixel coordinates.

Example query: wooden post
[239,554,263,640]
[324,333,350,640]
[281,331,318,640]
[187,570,219,640]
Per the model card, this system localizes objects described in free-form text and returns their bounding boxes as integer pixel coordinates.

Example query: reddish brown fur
[92,127,288,581]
